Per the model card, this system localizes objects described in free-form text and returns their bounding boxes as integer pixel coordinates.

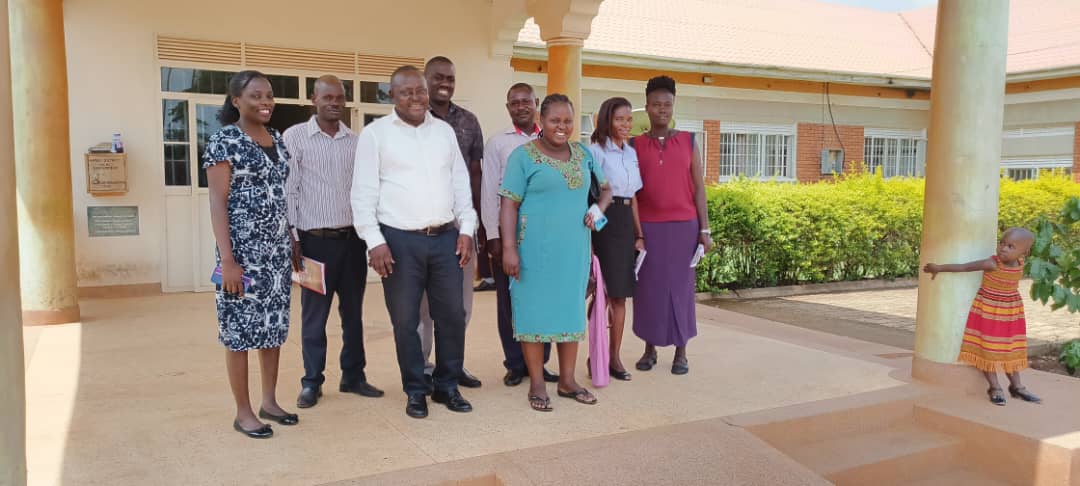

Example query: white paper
[689,244,705,268]
[634,250,647,280]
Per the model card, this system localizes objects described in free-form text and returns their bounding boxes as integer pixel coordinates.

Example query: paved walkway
[710,280,1080,349]
[22,287,904,486]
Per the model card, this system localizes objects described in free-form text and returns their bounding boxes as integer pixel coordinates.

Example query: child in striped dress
[922,227,1041,406]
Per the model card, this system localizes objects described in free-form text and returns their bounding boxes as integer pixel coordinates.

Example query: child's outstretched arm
[922,258,997,280]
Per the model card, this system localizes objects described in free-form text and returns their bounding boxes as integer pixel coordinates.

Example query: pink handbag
[588,255,610,387]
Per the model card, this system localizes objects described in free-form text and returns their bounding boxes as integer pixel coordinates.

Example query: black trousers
[492,253,550,373]
[381,225,466,396]
[299,230,368,389]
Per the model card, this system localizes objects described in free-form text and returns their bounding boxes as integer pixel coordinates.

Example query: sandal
[1008,386,1042,404]
[635,353,657,371]
[987,387,1006,406]
[671,356,689,375]
[557,387,598,405]
[528,394,553,412]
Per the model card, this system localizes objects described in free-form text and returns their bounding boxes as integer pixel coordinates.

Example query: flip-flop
[529,395,553,412]
[557,387,598,405]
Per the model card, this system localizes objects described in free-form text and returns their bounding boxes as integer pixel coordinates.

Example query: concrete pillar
[545,38,583,128]
[0,0,27,482]
[9,0,80,325]
[913,1,1009,375]
[526,0,602,133]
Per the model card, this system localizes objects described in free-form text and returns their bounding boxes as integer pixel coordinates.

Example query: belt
[408,222,455,236]
[612,196,632,206]
[303,227,355,240]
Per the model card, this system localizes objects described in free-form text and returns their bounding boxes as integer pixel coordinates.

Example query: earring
[538,129,544,138]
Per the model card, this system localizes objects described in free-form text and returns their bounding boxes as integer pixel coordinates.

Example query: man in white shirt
[351,66,476,419]
[480,83,557,387]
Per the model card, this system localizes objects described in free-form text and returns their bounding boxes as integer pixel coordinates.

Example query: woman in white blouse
[588,97,643,381]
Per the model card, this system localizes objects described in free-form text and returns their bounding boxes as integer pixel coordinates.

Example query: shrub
[697,173,1080,292]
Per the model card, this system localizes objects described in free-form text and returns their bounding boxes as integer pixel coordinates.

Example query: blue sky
[818,0,936,11]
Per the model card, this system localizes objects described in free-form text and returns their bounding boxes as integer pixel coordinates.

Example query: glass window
[162,100,188,142]
[163,99,191,186]
[1001,160,1072,181]
[864,136,922,178]
[719,132,793,179]
[163,144,190,186]
[161,67,300,98]
[364,113,384,126]
[161,67,233,94]
[359,81,393,104]
[264,74,300,99]
[305,77,354,102]
[195,104,224,188]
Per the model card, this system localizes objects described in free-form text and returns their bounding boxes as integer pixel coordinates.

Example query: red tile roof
[516,0,1080,79]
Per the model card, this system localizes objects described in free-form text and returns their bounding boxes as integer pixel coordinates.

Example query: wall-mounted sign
[85,153,127,194]
[87,206,139,237]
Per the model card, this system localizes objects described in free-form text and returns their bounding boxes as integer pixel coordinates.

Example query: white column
[914,1,1010,373]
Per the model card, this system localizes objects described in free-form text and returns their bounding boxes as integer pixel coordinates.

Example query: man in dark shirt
[417,56,484,388]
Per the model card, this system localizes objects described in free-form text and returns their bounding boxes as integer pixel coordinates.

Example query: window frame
[863,128,927,179]
[717,122,797,182]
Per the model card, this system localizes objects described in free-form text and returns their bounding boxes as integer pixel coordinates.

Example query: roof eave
[1006,65,1080,82]
[513,43,933,89]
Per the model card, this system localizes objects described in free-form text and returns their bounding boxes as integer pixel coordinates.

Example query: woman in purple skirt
[630,76,712,375]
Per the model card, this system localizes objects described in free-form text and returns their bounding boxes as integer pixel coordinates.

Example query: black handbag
[587,172,601,206]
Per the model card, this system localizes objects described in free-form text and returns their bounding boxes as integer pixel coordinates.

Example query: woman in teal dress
[499,94,613,412]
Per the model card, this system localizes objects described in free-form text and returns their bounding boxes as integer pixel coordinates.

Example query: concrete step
[786,423,963,486]
[734,385,926,449]
[906,468,1016,486]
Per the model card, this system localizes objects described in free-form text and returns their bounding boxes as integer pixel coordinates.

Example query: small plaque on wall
[85,153,127,194]
[87,206,139,237]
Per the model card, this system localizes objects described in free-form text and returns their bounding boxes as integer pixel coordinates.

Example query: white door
[161,96,226,292]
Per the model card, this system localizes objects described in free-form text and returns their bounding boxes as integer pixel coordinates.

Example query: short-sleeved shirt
[588,137,642,198]
[431,102,484,164]
[202,125,292,240]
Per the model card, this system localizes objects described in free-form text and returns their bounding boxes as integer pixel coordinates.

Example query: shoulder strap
[627,137,635,148]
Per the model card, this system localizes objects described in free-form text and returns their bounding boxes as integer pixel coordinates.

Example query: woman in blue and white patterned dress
[204,70,297,439]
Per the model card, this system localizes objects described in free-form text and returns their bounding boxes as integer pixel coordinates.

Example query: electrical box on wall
[821,149,844,175]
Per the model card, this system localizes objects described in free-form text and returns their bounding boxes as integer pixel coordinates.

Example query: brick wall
[796,123,865,183]
[1075,122,1080,183]
[704,120,721,183]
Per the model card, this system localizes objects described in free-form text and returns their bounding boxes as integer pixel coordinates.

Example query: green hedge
[696,172,1080,292]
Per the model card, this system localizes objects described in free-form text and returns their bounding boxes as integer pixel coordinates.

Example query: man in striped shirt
[284,75,384,409]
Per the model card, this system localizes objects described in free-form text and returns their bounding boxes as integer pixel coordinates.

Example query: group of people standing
[203,56,711,439]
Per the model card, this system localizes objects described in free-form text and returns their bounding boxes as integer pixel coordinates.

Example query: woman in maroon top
[631,76,712,375]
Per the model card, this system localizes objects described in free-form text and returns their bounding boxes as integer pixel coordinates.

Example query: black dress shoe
[474,280,496,292]
[340,381,385,398]
[406,394,428,419]
[459,370,483,388]
[259,408,299,426]
[542,367,560,383]
[1008,386,1041,403]
[503,370,525,387]
[233,420,273,439]
[431,389,473,413]
[296,387,322,408]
